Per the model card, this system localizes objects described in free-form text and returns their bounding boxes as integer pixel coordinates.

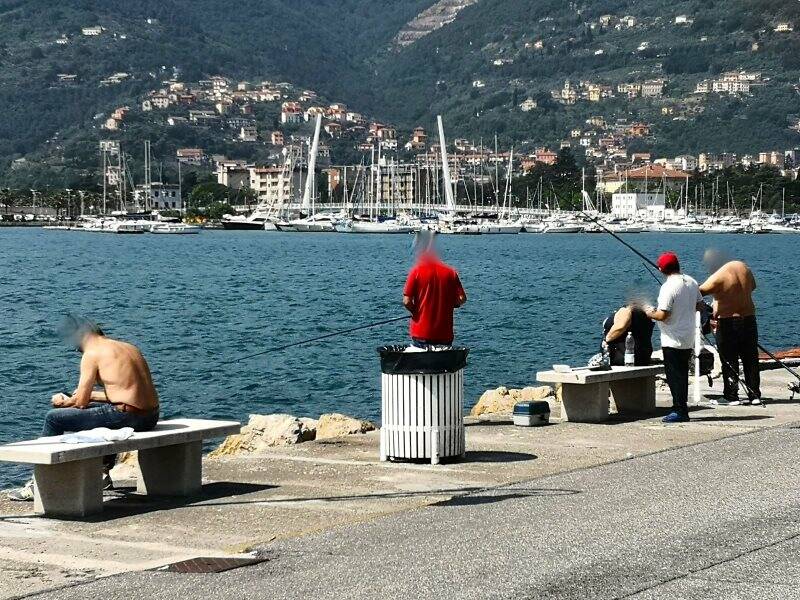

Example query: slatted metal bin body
[378,346,468,465]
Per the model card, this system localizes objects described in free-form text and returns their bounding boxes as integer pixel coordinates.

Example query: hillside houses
[553,77,665,105]
[280,102,303,124]
[696,71,763,95]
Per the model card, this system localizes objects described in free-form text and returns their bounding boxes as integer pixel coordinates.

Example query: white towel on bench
[59,427,135,444]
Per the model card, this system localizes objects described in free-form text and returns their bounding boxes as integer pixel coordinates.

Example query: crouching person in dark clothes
[603,303,655,366]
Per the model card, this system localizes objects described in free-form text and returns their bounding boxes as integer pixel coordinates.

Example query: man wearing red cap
[644,252,703,423]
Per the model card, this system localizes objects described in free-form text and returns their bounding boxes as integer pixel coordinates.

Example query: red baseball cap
[656,251,680,273]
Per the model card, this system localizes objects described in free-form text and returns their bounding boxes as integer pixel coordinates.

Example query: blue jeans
[43,403,159,471]
[42,403,159,437]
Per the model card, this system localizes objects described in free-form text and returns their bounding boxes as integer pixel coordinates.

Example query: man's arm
[699,271,719,297]
[402,268,417,316]
[605,306,632,342]
[454,274,466,308]
[60,352,99,409]
[645,307,670,322]
[402,295,415,316]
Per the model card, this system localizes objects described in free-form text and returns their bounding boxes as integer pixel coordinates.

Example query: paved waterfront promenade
[2,369,799,599]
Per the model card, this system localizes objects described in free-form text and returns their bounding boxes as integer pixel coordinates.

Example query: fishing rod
[223,315,409,365]
[580,211,660,271]
[582,210,800,394]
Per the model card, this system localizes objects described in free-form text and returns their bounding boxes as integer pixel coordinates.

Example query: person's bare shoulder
[729,260,750,273]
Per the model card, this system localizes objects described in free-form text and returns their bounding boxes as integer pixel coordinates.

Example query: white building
[712,79,750,94]
[134,183,182,210]
[216,161,250,189]
[239,124,258,142]
[673,155,698,171]
[82,26,103,36]
[249,167,292,204]
[611,192,666,220]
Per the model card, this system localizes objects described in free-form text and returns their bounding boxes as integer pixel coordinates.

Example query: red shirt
[403,254,465,344]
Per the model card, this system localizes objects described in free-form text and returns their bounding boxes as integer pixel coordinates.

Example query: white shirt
[656,274,702,349]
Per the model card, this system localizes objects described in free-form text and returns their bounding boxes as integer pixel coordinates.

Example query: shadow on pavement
[87,481,276,521]
[432,487,581,507]
[462,450,538,463]
[689,414,772,422]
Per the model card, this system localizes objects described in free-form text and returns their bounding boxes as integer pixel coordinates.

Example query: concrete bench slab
[537,365,665,423]
[0,419,240,518]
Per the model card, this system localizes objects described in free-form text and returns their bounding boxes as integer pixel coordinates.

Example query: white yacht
[335,218,415,234]
[478,219,523,234]
[150,223,201,234]
[704,223,743,234]
[221,213,274,231]
[289,212,341,233]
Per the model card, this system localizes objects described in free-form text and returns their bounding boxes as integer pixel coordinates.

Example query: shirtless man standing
[699,250,761,405]
[9,318,159,501]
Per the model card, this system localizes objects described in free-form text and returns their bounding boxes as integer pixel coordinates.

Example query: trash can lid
[512,401,551,415]
[377,345,469,375]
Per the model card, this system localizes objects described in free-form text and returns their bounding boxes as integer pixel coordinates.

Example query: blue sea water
[1,228,798,486]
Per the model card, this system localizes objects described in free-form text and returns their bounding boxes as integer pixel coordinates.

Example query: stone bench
[537,365,665,423]
[0,418,240,518]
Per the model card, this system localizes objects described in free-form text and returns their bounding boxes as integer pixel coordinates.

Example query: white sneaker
[751,398,762,406]
[7,480,34,502]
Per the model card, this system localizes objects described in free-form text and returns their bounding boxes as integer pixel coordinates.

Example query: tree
[188,182,230,207]
[206,201,235,220]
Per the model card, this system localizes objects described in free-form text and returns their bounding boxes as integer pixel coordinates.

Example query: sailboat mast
[301,114,322,215]
[437,115,456,213]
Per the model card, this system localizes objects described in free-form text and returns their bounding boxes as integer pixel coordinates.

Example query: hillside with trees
[1,0,800,187]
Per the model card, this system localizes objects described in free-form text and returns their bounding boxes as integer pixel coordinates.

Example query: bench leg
[559,382,610,423]
[33,457,104,518]
[137,441,202,496]
[610,376,656,415]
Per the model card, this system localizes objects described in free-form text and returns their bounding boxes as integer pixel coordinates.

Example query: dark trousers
[663,347,692,417]
[716,316,761,402]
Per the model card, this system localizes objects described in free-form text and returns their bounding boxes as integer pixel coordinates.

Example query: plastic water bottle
[624,332,635,367]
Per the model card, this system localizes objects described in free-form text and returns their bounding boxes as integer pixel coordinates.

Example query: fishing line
[581,211,800,396]
[221,315,409,365]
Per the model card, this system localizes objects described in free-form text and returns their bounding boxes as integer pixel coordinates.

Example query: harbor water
[1,228,798,486]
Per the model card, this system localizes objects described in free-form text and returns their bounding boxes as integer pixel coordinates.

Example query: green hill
[1,0,800,187]
[366,0,800,154]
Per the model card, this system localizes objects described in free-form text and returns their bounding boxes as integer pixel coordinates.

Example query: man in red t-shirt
[402,233,466,346]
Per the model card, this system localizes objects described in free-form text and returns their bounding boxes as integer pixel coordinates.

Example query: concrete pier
[1,367,799,599]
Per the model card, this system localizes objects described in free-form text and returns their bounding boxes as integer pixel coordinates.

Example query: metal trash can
[377,345,469,465]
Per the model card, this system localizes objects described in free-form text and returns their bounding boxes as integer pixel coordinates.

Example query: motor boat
[288,213,340,232]
[541,222,584,234]
[150,223,201,234]
[222,213,273,231]
[703,223,743,234]
[478,219,523,234]
[334,217,415,234]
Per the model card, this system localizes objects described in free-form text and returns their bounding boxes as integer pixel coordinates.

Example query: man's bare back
[54,333,159,412]
[699,260,756,318]
[88,337,159,410]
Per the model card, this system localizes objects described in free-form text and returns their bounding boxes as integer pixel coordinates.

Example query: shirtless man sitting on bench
[9,317,160,501]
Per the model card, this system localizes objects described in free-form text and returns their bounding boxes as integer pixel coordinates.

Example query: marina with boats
[31,115,800,237]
